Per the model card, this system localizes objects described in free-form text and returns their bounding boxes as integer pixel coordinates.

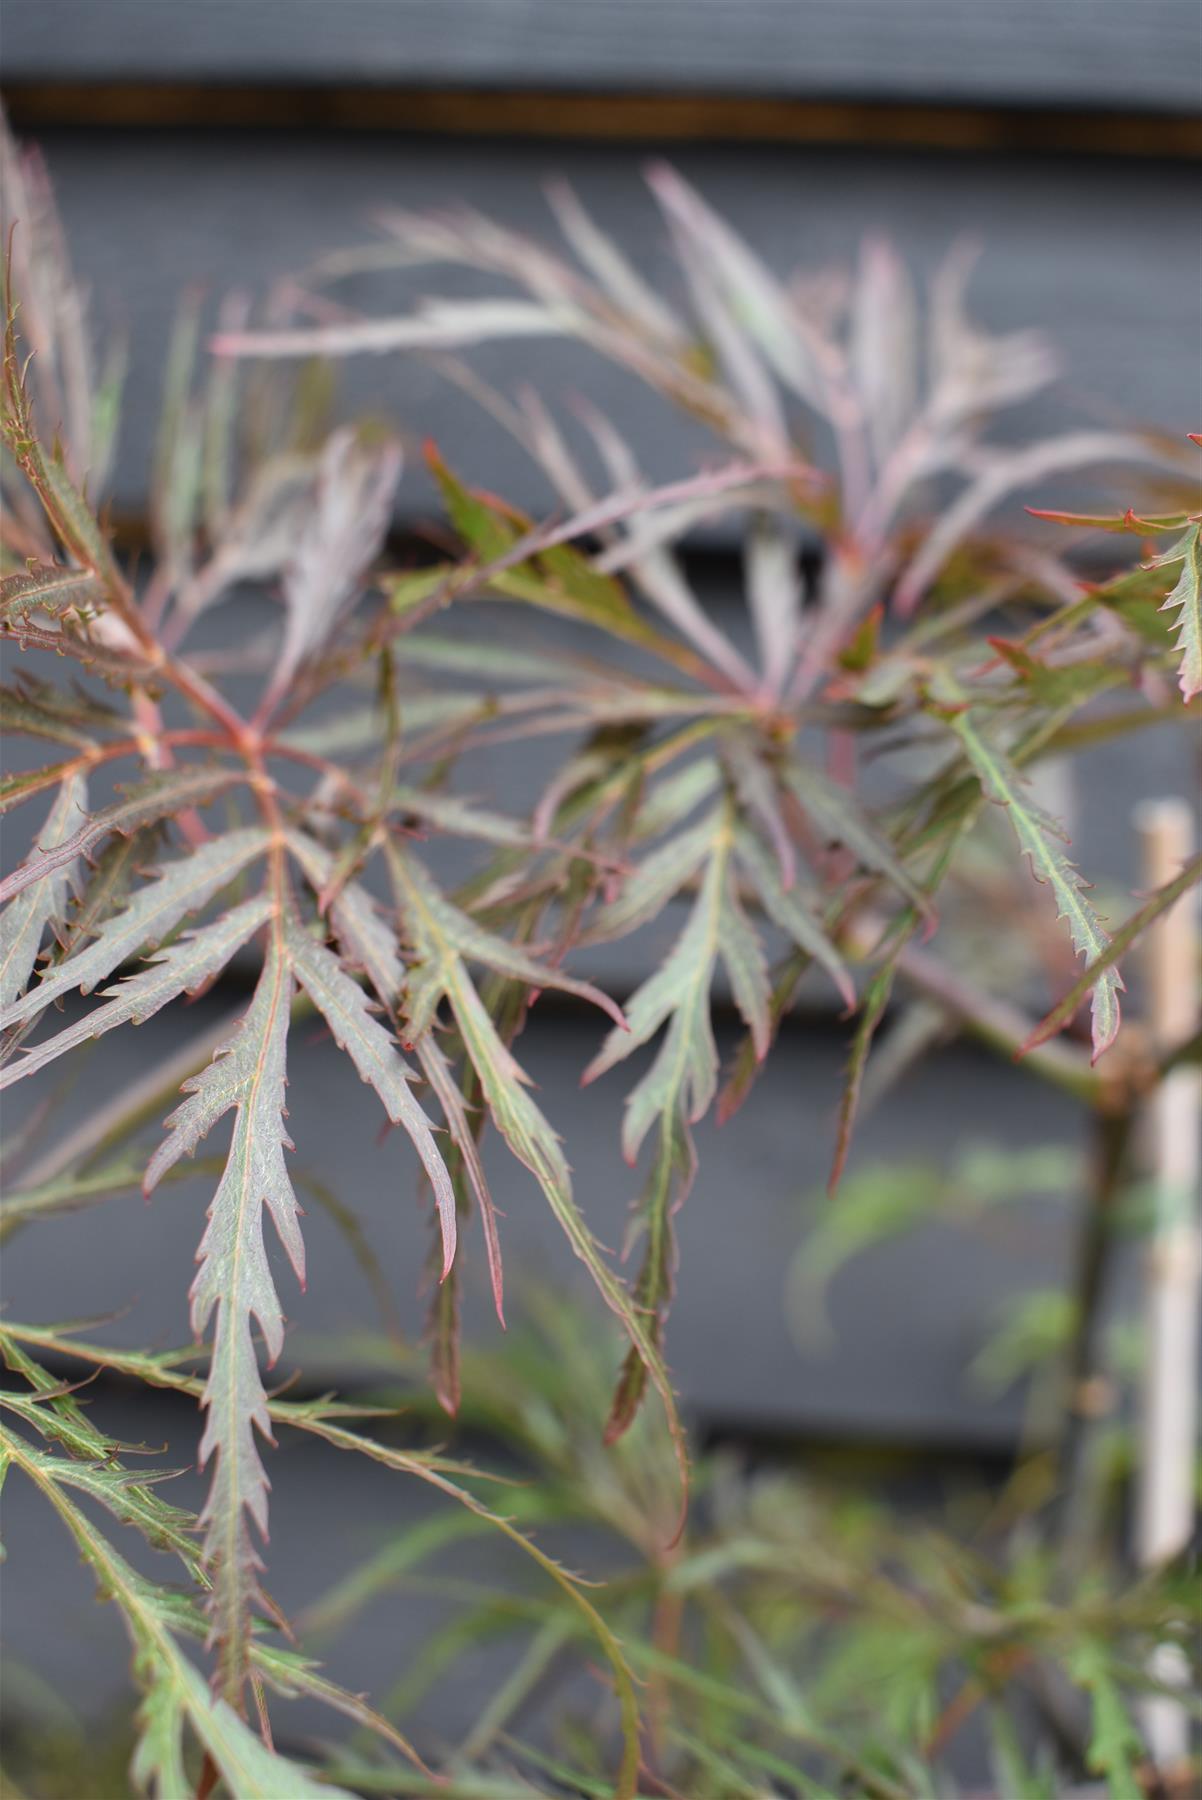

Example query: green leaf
[427,446,519,561]
[0,772,88,1007]
[385,563,455,617]
[428,445,672,652]
[0,1418,354,1800]
[949,710,1122,1059]
[0,759,81,817]
[0,563,104,625]
[0,1319,640,1800]
[1023,851,1202,1059]
[0,826,271,1036]
[1146,521,1202,702]
[1067,1639,1146,1800]
[828,957,900,1197]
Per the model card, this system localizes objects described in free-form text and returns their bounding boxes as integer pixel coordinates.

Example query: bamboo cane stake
[1134,799,1200,1772]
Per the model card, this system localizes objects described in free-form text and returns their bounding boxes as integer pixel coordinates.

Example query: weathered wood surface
[5,0,1200,110]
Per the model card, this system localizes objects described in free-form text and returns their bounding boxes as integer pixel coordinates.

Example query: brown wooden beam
[5,83,1200,159]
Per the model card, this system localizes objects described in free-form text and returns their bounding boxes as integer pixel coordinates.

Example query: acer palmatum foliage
[2,134,1198,1796]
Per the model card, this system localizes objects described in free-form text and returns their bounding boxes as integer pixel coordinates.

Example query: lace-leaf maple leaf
[0,1415,356,1800]
[144,924,300,1698]
[383,836,687,1495]
[1147,520,1202,703]
[583,802,777,1435]
[0,825,271,1038]
[0,764,241,908]
[0,894,274,1090]
[0,770,88,1007]
[0,561,104,625]
[285,918,458,1275]
[950,710,1122,1060]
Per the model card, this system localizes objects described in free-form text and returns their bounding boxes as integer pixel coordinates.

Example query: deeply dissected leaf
[826,844,951,1195]
[547,178,683,346]
[146,927,300,1699]
[0,1333,357,1788]
[0,1418,355,1800]
[416,1029,505,1328]
[585,809,719,943]
[384,836,688,1506]
[0,825,270,1035]
[0,771,88,1007]
[583,804,777,1431]
[213,297,576,360]
[389,784,529,849]
[569,403,760,685]
[0,671,121,746]
[0,894,274,1089]
[1067,1639,1145,1800]
[1146,520,1202,702]
[264,427,401,708]
[8,151,1197,1785]
[851,237,917,471]
[646,162,825,411]
[1022,850,1202,1058]
[0,764,240,908]
[287,842,502,1402]
[56,823,154,957]
[0,757,82,816]
[391,839,624,1032]
[0,562,104,624]
[0,1320,639,1800]
[949,711,1122,1059]
[285,919,457,1277]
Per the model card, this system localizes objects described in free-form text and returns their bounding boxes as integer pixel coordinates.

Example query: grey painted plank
[4,0,1200,111]
[17,130,1200,532]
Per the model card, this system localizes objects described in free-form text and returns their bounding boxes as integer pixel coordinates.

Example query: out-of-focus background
[1,0,1199,1770]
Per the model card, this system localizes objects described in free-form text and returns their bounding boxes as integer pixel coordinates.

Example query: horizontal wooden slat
[5,85,1200,158]
[4,0,1200,112]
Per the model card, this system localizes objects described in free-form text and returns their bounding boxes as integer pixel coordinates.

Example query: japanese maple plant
[1,127,1198,1798]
